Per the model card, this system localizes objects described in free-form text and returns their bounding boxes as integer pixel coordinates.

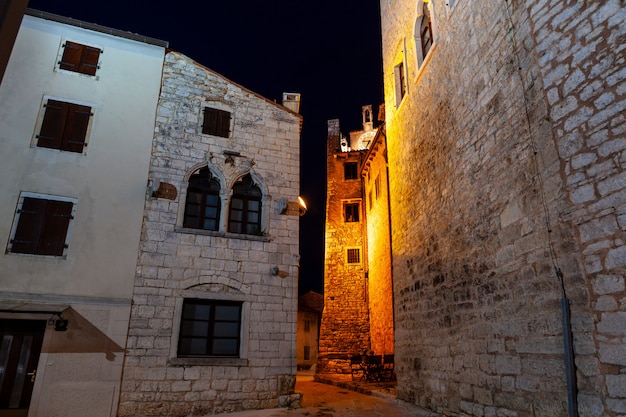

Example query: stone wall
[362,131,395,356]
[317,120,371,374]
[118,51,302,416]
[380,0,625,416]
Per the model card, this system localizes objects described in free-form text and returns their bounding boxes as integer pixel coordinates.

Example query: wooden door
[0,319,46,417]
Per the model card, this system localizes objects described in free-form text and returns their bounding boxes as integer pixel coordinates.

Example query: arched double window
[228,174,262,235]
[414,1,435,69]
[183,167,221,231]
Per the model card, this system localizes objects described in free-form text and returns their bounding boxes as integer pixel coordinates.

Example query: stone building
[380,0,626,416]
[117,51,303,416]
[296,291,323,370]
[318,106,394,373]
[0,10,166,417]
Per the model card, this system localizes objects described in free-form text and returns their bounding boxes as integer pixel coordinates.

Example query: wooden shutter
[61,104,91,153]
[11,198,47,254]
[37,100,68,150]
[59,41,100,76]
[202,107,230,138]
[11,198,72,256]
[39,200,73,256]
[79,45,100,76]
[37,100,90,153]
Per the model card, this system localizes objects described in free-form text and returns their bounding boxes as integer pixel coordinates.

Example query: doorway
[0,319,46,417]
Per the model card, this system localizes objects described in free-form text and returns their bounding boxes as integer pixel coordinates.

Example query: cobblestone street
[207,372,440,417]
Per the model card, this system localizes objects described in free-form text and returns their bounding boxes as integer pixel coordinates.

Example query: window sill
[169,357,248,367]
[175,227,271,242]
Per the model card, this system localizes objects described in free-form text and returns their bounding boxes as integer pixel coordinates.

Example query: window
[375,175,381,199]
[202,107,231,138]
[228,174,262,234]
[394,62,406,106]
[414,1,435,68]
[178,299,242,357]
[7,195,75,256]
[344,202,360,222]
[36,99,92,153]
[304,320,311,332]
[304,345,311,361]
[346,248,361,264]
[59,41,100,76]
[344,162,358,180]
[183,167,221,231]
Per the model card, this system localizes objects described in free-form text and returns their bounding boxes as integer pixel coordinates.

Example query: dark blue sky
[26,0,384,295]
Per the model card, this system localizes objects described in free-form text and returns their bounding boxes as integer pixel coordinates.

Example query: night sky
[26,0,384,295]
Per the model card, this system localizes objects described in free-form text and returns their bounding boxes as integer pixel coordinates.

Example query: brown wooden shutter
[39,200,73,256]
[61,104,91,153]
[59,41,82,72]
[202,107,230,138]
[59,41,100,76]
[79,45,100,76]
[11,198,47,254]
[37,100,68,149]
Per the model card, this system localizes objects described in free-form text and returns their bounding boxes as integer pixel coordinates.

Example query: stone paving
[202,372,441,417]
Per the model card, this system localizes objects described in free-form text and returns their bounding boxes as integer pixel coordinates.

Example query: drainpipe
[556,268,579,417]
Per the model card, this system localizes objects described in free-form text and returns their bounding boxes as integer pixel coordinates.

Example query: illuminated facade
[381,0,626,416]
[318,106,394,373]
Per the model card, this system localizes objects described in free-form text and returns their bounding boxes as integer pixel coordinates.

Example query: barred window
[347,248,361,264]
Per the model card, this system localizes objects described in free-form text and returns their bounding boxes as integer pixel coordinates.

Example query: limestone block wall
[318,121,371,373]
[118,51,301,416]
[380,0,624,416]
[362,133,394,356]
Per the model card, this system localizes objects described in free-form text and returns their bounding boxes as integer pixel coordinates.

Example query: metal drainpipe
[556,268,579,417]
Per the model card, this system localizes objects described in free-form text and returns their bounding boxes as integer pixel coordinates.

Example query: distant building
[297,291,323,370]
[117,51,303,416]
[0,10,166,417]
[380,1,626,416]
[317,105,394,373]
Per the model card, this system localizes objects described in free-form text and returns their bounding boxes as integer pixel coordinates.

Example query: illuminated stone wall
[362,130,394,356]
[317,119,371,374]
[381,0,625,416]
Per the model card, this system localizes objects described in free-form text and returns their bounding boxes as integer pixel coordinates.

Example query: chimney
[282,92,301,113]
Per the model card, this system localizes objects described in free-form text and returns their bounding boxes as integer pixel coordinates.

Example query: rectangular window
[202,107,231,138]
[344,162,358,180]
[8,195,76,256]
[304,319,310,332]
[346,248,361,264]
[59,41,101,76]
[36,99,92,153]
[304,345,310,361]
[394,62,406,106]
[344,202,360,222]
[178,299,242,357]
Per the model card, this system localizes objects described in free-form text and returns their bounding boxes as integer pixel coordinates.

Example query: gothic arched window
[228,174,263,235]
[183,167,221,231]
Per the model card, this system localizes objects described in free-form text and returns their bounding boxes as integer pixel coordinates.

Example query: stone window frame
[6,192,78,258]
[413,1,438,75]
[393,59,407,107]
[200,101,234,139]
[169,289,251,367]
[54,38,103,79]
[31,95,96,154]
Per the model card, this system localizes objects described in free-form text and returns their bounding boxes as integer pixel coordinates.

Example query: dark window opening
[420,4,433,58]
[59,41,100,76]
[344,203,360,222]
[344,162,358,180]
[395,62,406,103]
[184,167,221,231]
[9,197,73,256]
[347,248,361,264]
[228,174,262,235]
[202,107,231,138]
[37,100,91,153]
[178,299,242,357]
[304,345,311,361]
